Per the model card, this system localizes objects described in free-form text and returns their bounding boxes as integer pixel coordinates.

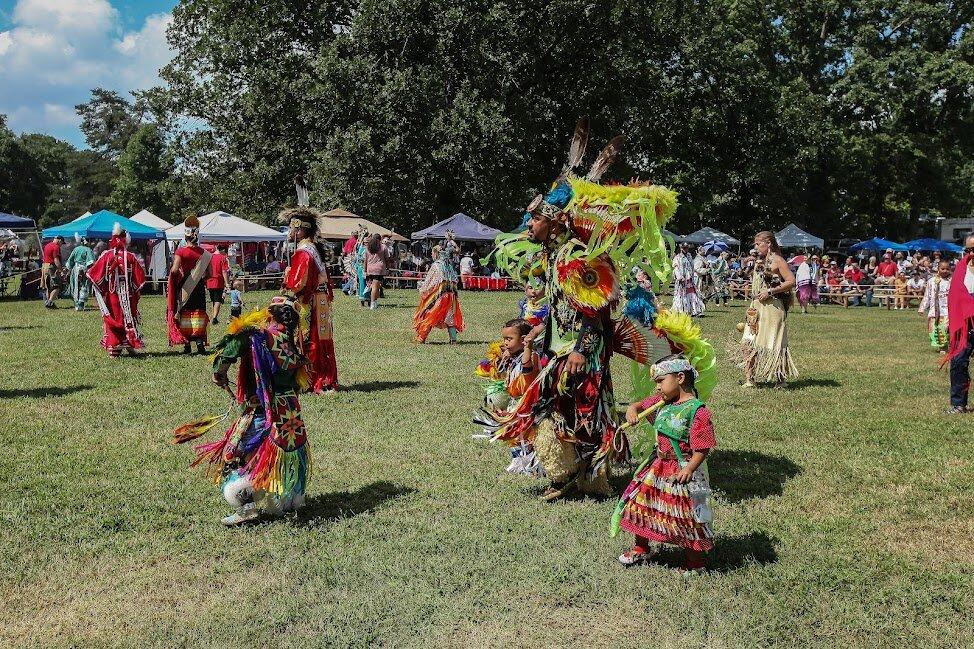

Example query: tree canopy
[2,1,972,240]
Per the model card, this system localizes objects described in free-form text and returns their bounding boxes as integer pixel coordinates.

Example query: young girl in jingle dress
[613,355,716,573]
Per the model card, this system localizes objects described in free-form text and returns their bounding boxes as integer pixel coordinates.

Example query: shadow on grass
[423,340,488,346]
[0,325,38,331]
[0,384,94,398]
[651,531,778,572]
[343,380,420,393]
[295,481,415,528]
[709,449,801,503]
[787,378,840,389]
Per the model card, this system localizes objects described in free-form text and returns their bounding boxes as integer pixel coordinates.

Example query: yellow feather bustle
[227,308,270,335]
[652,309,717,400]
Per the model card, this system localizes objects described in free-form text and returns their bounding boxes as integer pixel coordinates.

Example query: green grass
[1,291,972,647]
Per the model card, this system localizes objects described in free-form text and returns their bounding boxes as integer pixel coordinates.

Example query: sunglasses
[966,247,974,254]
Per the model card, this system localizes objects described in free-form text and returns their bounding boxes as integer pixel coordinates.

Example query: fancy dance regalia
[86,227,146,357]
[710,255,730,304]
[67,235,95,311]
[519,287,549,326]
[672,251,704,316]
[920,274,950,350]
[354,238,369,305]
[414,248,465,343]
[174,298,311,525]
[282,215,339,393]
[480,119,717,499]
[167,215,211,352]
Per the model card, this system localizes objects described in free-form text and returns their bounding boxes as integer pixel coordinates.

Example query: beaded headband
[650,357,697,380]
[270,295,296,309]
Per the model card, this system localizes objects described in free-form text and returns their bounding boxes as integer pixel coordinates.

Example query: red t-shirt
[845,268,864,284]
[877,261,897,277]
[42,241,61,264]
[206,252,229,289]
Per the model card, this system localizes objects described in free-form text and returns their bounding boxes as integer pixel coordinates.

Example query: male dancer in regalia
[167,214,212,354]
[87,225,146,357]
[280,207,339,392]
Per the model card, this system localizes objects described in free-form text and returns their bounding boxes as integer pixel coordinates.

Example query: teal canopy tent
[42,210,163,241]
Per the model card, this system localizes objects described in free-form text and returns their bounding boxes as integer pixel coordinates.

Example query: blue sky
[0,0,178,147]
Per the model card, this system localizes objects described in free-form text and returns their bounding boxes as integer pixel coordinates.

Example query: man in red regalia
[280,207,339,393]
[87,224,146,357]
[167,214,212,354]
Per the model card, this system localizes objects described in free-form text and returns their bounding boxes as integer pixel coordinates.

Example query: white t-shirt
[460,256,475,275]
[795,262,811,283]
[965,267,974,295]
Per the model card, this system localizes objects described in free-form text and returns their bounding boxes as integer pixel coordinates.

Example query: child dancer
[919,260,951,352]
[499,319,542,474]
[518,280,549,327]
[174,297,311,526]
[612,354,715,573]
[414,244,465,343]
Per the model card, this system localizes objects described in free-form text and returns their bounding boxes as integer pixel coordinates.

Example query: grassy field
[1,289,972,648]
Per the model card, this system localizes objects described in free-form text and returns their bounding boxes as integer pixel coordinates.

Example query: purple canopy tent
[411,213,502,242]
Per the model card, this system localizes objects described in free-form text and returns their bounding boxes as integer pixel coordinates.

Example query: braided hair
[268,302,300,347]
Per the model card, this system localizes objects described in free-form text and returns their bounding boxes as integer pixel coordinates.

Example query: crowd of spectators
[722,247,956,309]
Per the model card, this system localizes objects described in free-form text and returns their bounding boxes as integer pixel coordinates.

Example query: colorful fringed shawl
[177,311,311,499]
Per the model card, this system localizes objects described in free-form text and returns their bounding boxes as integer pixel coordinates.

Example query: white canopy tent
[681,227,741,246]
[164,211,287,243]
[165,211,288,273]
[130,209,175,280]
[775,223,824,249]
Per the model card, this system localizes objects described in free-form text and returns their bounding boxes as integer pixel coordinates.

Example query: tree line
[3,1,972,240]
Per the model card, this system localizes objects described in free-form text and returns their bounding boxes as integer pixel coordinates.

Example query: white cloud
[0,0,174,145]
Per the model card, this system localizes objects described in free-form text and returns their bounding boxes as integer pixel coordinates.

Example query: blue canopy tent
[0,212,36,229]
[848,237,909,253]
[903,238,963,253]
[411,213,502,242]
[42,210,163,241]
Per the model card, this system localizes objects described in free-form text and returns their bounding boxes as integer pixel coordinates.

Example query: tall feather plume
[294,173,309,207]
[565,117,589,171]
[586,135,625,181]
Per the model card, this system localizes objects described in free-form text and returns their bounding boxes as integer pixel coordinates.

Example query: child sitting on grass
[612,354,715,573]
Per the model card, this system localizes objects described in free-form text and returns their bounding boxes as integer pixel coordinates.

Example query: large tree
[109,124,175,220]
[0,116,43,219]
[75,88,154,161]
[161,0,974,239]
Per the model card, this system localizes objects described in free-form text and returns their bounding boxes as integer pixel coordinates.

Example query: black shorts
[366,274,384,283]
[230,306,242,318]
[208,288,225,303]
